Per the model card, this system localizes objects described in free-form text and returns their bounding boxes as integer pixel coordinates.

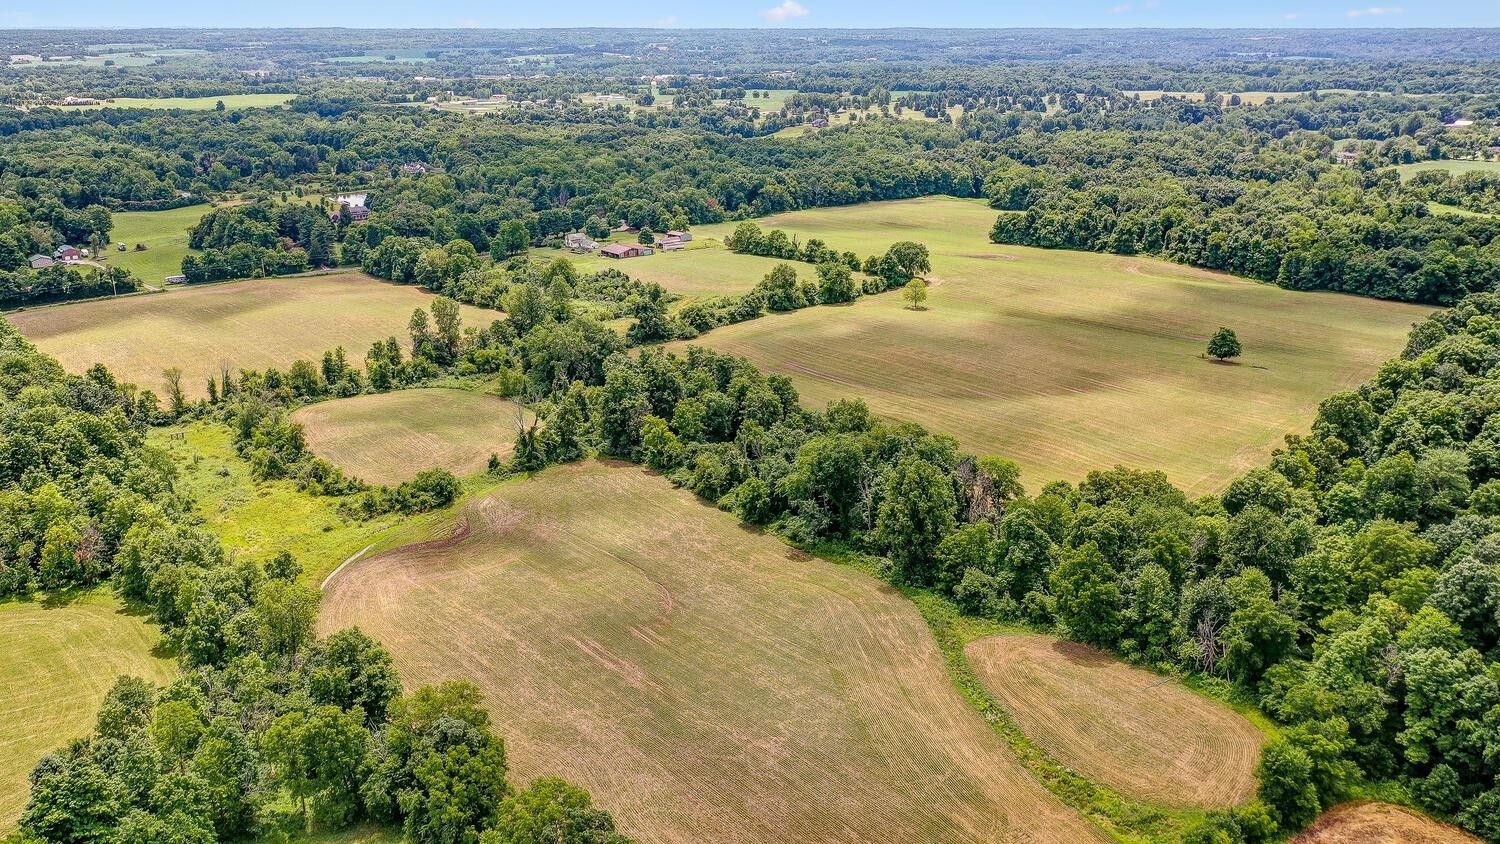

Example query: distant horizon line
[2,24,1498,32]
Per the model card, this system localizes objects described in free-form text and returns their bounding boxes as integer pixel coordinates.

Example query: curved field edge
[290,388,529,485]
[964,633,1265,809]
[1292,801,1482,843]
[318,462,1107,844]
[0,593,175,834]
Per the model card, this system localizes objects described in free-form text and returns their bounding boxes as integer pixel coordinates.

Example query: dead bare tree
[1193,611,1225,678]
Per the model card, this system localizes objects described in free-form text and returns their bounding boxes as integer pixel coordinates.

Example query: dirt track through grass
[8,273,501,398]
[293,388,528,484]
[0,596,174,834]
[676,197,1427,493]
[966,633,1265,809]
[320,461,1104,844]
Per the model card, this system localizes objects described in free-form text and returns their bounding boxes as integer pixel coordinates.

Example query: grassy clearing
[0,595,174,834]
[547,242,790,300]
[98,205,209,285]
[1395,159,1500,181]
[965,633,1265,809]
[149,422,469,587]
[320,461,1104,844]
[1293,801,1480,843]
[673,196,1426,494]
[8,272,502,399]
[62,94,294,110]
[292,388,529,485]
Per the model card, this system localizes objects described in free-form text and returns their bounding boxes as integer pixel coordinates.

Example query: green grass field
[0,595,174,834]
[320,461,1103,844]
[547,241,791,300]
[150,422,469,587]
[1395,159,1500,181]
[671,197,1427,493]
[61,94,294,110]
[97,205,209,285]
[7,272,503,399]
[292,388,529,485]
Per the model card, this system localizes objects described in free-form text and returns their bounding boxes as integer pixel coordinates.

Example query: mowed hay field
[966,633,1265,809]
[678,197,1428,493]
[0,597,174,833]
[292,389,529,485]
[321,462,1103,844]
[1293,802,1481,843]
[7,273,501,399]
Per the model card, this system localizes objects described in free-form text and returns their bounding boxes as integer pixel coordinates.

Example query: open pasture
[676,197,1427,493]
[965,633,1264,808]
[320,462,1102,844]
[8,273,501,399]
[0,597,174,834]
[1293,802,1480,843]
[100,204,208,284]
[293,388,528,485]
[1395,159,1500,181]
[554,242,790,300]
[62,93,294,110]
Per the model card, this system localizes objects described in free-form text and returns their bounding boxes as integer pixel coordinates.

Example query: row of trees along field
[982,130,1500,306]
[0,319,630,843]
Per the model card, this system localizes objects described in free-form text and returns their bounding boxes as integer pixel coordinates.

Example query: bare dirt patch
[1294,802,1480,844]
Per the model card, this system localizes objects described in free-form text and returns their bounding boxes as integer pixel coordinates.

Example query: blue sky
[1,0,1496,29]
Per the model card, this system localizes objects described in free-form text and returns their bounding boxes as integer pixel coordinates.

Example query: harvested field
[1294,802,1481,843]
[965,633,1265,808]
[550,243,790,300]
[675,196,1427,493]
[292,388,529,485]
[7,273,501,399]
[0,596,174,834]
[320,462,1103,844]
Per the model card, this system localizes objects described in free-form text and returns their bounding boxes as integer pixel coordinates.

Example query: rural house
[28,254,54,269]
[53,245,83,261]
[564,232,599,252]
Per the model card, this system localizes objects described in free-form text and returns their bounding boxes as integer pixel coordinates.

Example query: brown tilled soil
[1294,802,1480,844]
[966,633,1265,808]
[320,461,1105,844]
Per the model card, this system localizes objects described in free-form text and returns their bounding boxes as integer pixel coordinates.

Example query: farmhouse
[28,254,55,269]
[60,96,99,106]
[53,246,83,261]
[330,202,371,222]
[564,232,599,252]
[600,243,652,259]
[654,231,691,251]
[399,162,431,174]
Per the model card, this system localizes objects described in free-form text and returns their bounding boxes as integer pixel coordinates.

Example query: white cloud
[1346,6,1403,16]
[760,0,810,22]
[655,15,679,25]
[1282,11,1305,20]
[1109,3,1132,12]
[455,16,482,28]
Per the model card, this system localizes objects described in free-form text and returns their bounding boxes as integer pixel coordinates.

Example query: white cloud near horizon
[1347,6,1403,16]
[761,0,810,22]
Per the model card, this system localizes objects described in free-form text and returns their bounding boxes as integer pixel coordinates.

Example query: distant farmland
[7,273,502,398]
[966,633,1265,809]
[60,93,295,110]
[675,197,1427,493]
[293,389,529,485]
[320,462,1104,844]
[0,597,174,834]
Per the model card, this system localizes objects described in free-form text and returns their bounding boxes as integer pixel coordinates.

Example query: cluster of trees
[0,263,138,308]
[982,139,1500,305]
[0,198,138,306]
[1407,168,1500,217]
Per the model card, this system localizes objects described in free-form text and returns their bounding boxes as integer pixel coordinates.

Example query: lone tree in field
[1207,327,1242,361]
[903,278,928,310]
